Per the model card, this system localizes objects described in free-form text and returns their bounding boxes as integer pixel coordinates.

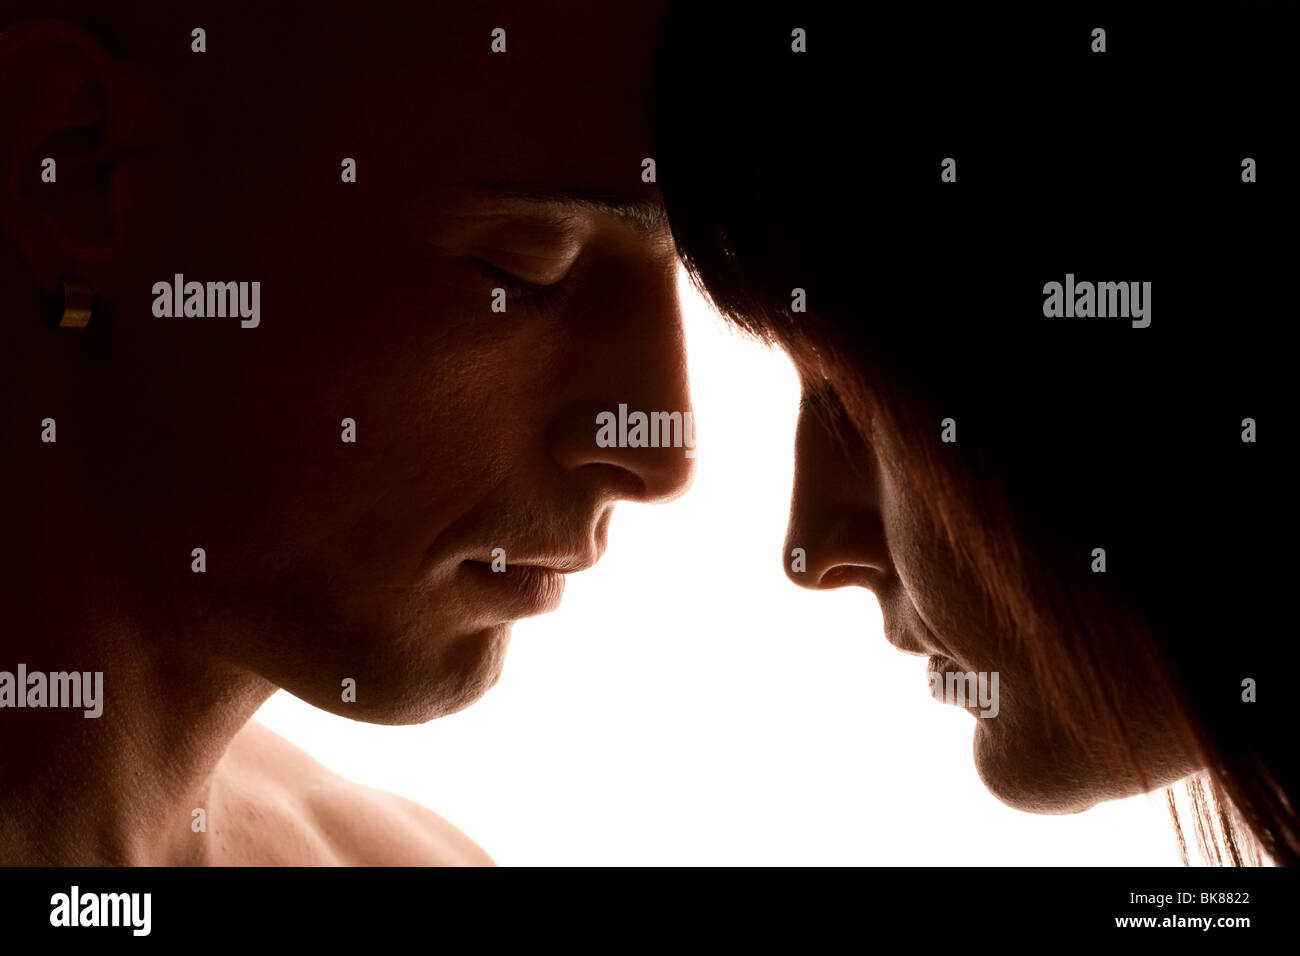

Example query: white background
[255,273,1185,866]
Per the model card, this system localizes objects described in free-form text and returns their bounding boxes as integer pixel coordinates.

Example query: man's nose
[547,262,697,504]
[783,403,891,590]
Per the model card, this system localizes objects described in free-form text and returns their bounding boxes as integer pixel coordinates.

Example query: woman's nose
[783,400,891,591]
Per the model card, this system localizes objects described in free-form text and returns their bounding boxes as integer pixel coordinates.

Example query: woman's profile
[656,0,1294,864]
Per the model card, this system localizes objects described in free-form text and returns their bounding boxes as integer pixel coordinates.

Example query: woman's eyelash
[476,260,564,315]
[799,380,839,410]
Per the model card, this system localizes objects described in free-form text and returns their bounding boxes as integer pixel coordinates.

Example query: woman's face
[782,375,1199,813]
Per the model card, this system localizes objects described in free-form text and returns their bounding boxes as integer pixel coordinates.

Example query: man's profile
[0,0,691,865]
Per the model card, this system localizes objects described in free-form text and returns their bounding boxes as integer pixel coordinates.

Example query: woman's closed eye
[799,379,839,411]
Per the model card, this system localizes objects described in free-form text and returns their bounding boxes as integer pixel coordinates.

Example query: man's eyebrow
[475,183,668,234]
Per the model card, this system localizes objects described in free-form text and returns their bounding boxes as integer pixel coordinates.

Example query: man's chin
[279,623,513,725]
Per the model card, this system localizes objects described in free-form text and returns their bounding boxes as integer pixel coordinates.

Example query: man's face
[87,3,692,721]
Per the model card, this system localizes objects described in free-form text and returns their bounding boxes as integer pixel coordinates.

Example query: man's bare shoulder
[220,719,495,866]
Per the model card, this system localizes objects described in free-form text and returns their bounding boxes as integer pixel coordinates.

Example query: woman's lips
[881,606,932,657]
[928,653,961,674]
[884,624,930,656]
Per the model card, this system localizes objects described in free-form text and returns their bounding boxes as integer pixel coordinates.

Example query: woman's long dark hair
[657,0,1296,863]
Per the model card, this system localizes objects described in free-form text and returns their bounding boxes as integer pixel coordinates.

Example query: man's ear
[0,18,161,292]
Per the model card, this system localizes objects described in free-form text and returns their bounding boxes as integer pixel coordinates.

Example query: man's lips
[459,545,603,619]
[461,561,568,617]
[498,554,600,574]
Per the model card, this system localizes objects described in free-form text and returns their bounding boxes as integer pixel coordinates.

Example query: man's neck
[0,570,274,864]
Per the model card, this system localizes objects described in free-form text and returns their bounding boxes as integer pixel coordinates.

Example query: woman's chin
[970,720,1108,816]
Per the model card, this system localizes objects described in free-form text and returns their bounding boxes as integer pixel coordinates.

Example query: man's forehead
[325,1,667,88]
[317,3,670,231]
